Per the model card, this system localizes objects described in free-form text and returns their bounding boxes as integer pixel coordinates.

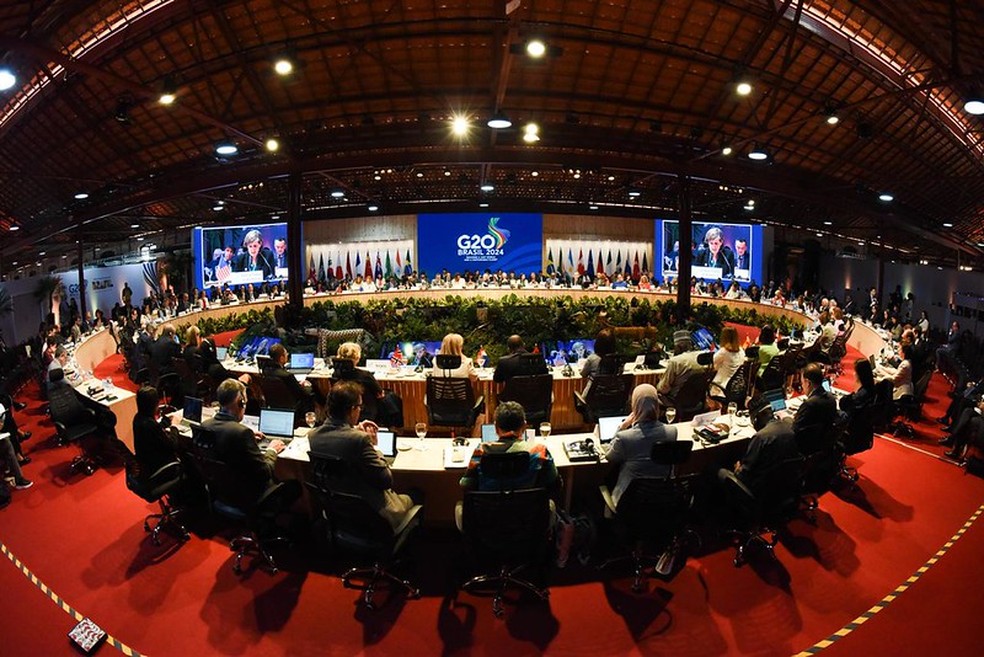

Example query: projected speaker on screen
[657,219,763,284]
[192,221,289,288]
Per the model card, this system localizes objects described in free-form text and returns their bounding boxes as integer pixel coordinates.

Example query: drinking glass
[727,402,738,416]
[539,422,552,438]
[414,422,428,450]
[305,411,317,428]
[665,407,677,424]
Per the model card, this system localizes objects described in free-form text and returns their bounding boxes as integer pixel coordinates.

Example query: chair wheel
[144,521,152,532]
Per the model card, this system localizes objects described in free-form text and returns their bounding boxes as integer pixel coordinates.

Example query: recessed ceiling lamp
[878,192,894,202]
[215,142,238,155]
[628,190,641,197]
[526,40,547,58]
[823,220,832,226]
[451,115,470,136]
[265,138,279,152]
[487,113,512,129]
[942,222,953,228]
[274,57,294,76]
[0,68,16,90]
[747,144,769,161]
[826,114,840,125]
[331,190,345,198]
[480,184,495,192]
[9,224,18,231]
[212,205,224,211]
[523,122,540,143]
[965,98,984,115]
[130,223,140,228]
[158,77,176,105]
[368,205,379,212]
[416,172,424,178]
[722,146,733,156]
[74,192,89,200]
[735,81,752,96]
[479,202,489,208]
[589,205,599,210]
[531,171,539,177]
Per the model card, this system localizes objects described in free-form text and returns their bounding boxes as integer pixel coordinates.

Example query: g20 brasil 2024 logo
[456,217,511,262]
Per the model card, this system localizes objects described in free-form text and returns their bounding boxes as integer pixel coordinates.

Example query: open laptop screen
[763,389,787,413]
[597,415,629,444]
[183,396,203,424]
[481,424,498,442]
[290,353,315,369]
[259,408,295,439]
[868,353,876,370]
[376,430,396,457]
[216,346,228,360]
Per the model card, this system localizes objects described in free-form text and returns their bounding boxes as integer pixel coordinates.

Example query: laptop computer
[216,346,228,361]
[596,415,629,445]
[287,352,315,375]
[257,408,295,449]
[376,430,397,463]
[868,353,876,369]
[180,396,203,426]
[481,423,498,443]
[763,389,787,413]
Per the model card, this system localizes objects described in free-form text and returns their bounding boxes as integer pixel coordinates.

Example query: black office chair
[425,376,484,432]
[305,454,423,609]
[573,373,632,424]
[756,357,784,393]
[172,356,210,402]
[124,460,190,546]
[668,369,714,423]
[599,440,696,591]
[839,383,891,482]
[460,451,552,617]
[799,436,844,521]
[47,371,102,476]
[718,361,752,410]
[719,454,805,567]
[189,425,292,574]
[889,369,932,438]
[257,376,305,427]
[498,374,553,426]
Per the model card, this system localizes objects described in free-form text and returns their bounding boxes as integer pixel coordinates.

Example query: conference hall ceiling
[1,0,983,274]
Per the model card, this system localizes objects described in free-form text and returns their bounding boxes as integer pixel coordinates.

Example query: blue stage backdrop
[417,213,543,275]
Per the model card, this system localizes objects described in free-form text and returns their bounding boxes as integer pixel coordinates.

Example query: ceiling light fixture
[74,192,89,200]
[523,122,540,143]
[130,224,140,228]
[722,146,733,156]
[942,222,953,228]
[331,190,345,198]
[368,205,379,212]
[274,57,294,76]
[479,202,489,208]
[451,115,470,136]
[9,224,18,231]
[0,68,16,91]
[212,205,224,211]
[826,114,840,125]
[747,144,769,161]
[878,192,894,202]
[526,40,547,58]
[480,184,494,192]
[736,81,752,96]
[215,142,238,155]
[158,77,176,105]
[628,190,641,197]
[589,205,599,210]
[964,98,984,115]
[531,171,539,177]
[265,138,279,152]
[486,113,512,129]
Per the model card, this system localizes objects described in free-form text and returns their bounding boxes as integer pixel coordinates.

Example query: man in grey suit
[308,381,415,530]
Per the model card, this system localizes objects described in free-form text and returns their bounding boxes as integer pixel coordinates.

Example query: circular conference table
[70,288,887,453]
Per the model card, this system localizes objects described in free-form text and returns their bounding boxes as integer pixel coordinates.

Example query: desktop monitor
[542,339,595,366]
[258,408,295,439]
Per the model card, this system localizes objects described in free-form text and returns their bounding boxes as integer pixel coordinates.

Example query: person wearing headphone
[201,378,286,508]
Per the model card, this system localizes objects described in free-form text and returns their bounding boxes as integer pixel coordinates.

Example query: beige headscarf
[630,383,660,423]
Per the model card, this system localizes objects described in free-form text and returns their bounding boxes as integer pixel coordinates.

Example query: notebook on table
[257,408,295,449]
[288,352,315,375]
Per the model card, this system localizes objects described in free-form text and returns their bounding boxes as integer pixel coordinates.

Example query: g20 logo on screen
[456,217,511,262]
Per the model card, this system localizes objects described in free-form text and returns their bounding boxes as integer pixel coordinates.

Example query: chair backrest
[913,369,932,401]
[514,353,548,377]
[673,370,713,422]
[330,358,356,376]
[758,357,784,392]
[426,376,477,427]
[461,487,551,563]
[189,424,251,512]
[47,382,88,426]
[597,353,626,376]
[757,454,806,518]
[613,477,692,545]
[171,356,197,383]
[723,361,751,408]
[650,439,694,467]
[258,375,300,412]
[476,450,540,491]
[498,374,553,426]
[583,373,632,419]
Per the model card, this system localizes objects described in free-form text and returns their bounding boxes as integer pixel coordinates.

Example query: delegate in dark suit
[261,361,318,411]
[493,350,546,383]
[308,421,413,530]
[233,247,276,279]
[133,413,180,476]
[694,245,736,278]
[202,411,278,508]
[792,387,838,454]
[150,333,180,373]
[736,419,800,495]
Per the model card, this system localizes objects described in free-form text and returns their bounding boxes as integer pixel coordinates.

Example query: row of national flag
[307,244,414,283]
[544,245,650,280]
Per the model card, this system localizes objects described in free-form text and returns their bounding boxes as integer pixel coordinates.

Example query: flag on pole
[632,252,641,281]
[606,250,613,269]
[345,252,352,280]
[615,250,622,271]
[364,251,372,279]
[405,249,413,276]
[624,252,632,277]
[567,248,574,271]
[596,249,605,276]
[396,250,402,272]
[308,253,316,281]
[587,250,595,277]
[317,253,326,283]
[577,249,585,275]
[641,251,649,274]
[374,252,383,279]
[385,251,393,278]
[546,248,556,275]
[355,252,361,272]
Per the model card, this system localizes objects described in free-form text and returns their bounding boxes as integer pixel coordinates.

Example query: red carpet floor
[3,333,984,656]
